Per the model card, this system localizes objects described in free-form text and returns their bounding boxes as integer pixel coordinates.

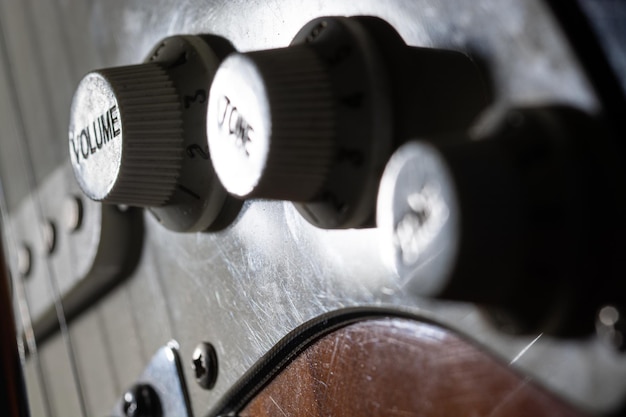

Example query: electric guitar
[1,1,625,416]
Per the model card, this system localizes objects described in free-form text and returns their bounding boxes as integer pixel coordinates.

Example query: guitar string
[0,177,53,416]
[0,20,54,417]
[0,2,88,415]
[17,0,174,410]
[45,0,129,402]
[44,0,170,396]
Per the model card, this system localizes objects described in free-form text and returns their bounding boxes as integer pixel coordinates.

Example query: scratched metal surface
[0,1,623,417]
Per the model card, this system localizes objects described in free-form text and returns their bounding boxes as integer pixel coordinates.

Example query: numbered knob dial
[207,16,488,229]
[69,35,240,232]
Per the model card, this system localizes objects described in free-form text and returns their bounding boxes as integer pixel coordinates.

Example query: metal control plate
[0,1,624,417]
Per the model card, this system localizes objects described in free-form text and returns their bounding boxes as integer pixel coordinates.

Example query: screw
[42,220,57,255]
[16,244,32,277]
[122,383,162,417]
[192,342,218,390]
[63,196,83,232]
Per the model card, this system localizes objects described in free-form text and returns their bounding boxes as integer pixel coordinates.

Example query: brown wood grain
[240,318,586,417]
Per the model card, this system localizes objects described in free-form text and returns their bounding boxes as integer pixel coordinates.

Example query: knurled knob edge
[246,46,336,201]
[97,63,184,206]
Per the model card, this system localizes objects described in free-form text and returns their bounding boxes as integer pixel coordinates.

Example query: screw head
[192,342,218,390]
[122,383,162,417]
[42,220,57,255]
[63,196,84,232]
[16,244,32,277]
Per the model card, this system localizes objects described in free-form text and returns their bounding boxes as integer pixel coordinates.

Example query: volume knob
[69,63,183,207]
[69,35,242,232]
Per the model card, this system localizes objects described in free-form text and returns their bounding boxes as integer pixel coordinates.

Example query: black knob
[207,16,488,228]
[377,106,626,337]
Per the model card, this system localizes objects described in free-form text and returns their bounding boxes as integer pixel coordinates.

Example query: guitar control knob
[207,49,335,201]
[69,35,242,232]
[69,64,182,206]
[377,106,626,337]
[207,16,488,229]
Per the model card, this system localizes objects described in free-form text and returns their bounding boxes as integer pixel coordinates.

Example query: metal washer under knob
[69,35,241,232]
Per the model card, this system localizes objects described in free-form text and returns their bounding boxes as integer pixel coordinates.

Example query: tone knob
[69,35,241,232]
[207,16,488,229]
[69,64,182,206]
[207,48,335,201]
[377,106,626,337]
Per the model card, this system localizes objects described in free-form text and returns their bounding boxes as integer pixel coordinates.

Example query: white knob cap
[69,63,183,206]
[207,47,335,201]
